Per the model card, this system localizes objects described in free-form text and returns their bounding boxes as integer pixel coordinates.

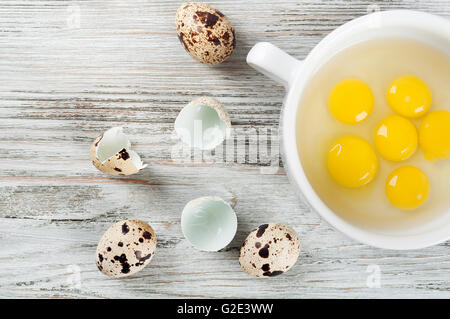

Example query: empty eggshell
[176,2,236,64]
[239,223,300,278]
[96,220,157,278]
[174,96,231,150]
[181,196,237,251]
[90,127,147,175]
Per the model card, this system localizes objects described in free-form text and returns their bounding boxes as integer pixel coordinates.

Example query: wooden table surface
[1,0,449,299]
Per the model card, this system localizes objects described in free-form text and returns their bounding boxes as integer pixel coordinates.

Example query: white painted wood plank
[0,0,449,298]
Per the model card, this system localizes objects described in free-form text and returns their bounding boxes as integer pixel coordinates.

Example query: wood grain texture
[1,0,450,299]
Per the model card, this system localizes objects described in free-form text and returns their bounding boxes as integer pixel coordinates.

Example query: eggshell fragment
[175,96,231,150]
[90,127,146,176]
[181,196,237,251]
[239,223,300,278]
[96,220,157,278]
[176,2,236,64]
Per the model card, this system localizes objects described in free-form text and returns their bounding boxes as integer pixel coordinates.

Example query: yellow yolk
[385,166,429,210]
[386,76,431,118]
[374,115,418,161]
[328,79,374,124]
[327,136,378,188]
[419,110,450,161]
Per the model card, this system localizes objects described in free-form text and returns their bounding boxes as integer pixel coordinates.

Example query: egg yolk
[328,79,374,124]
[374,115,418,161]
[419,110,450,161]
[327,136,378,188]
[386,76,431,118]
[385,166,429,210]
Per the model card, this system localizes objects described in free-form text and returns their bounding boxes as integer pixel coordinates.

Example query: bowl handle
[247,42,303,91]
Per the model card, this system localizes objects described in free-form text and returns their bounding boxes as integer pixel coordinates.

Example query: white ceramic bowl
[247,10,450,250]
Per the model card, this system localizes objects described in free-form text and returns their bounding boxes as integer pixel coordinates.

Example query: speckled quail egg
[176,2,236,64]
[96,220,157,278]
[175,96,231,150]
[239,223,300,278]
[90,127,147,176]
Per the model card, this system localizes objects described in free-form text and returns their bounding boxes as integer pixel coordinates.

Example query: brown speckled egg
[90,127,146,176]
[239,223,300,278]
[96,220,157,278]
[176,2,236,64]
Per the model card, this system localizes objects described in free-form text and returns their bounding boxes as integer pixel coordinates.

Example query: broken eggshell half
[181,196,237,252]
[90,127,147,175]
[174,96,231,150]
